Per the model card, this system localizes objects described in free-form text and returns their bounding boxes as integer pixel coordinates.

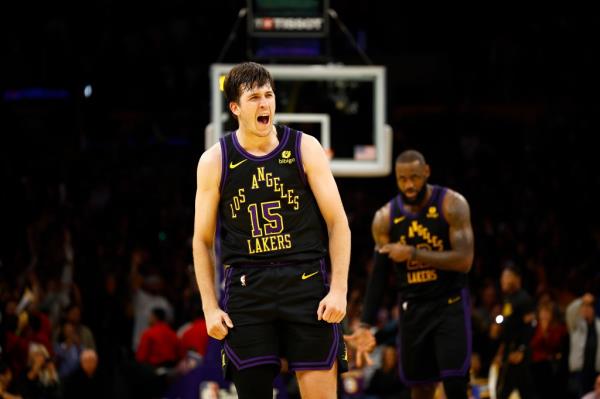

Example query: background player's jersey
[218,125,327,265]
[389,185,466,300]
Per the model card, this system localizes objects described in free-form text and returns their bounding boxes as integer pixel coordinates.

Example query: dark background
[1,3,600,396]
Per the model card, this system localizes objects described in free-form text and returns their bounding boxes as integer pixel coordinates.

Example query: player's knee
[442,376,468,399]
[230,364,278,399]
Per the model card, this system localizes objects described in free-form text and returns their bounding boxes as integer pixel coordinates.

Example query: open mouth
[257,115,270,125]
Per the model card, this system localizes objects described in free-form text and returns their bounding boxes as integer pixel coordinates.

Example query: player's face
[230,83,276,137]
[395,161,430,205]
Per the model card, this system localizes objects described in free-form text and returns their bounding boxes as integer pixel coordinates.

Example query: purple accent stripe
[319,258,329,287]
[224,343,279,364]
[218,137,228,193]
[397,314,441,387]
[289,323,339,370]
[437,187,449,223]
[394,195,405,217]
[440,288,472,378]
[289,264,338,371]
[231,126,290,161]
[389,198,397,226]
[295,131,308,185]
[395,185,439,219]
[397,289,472,386]
[221,267,233,311]
[215,216,223,290]
[223,342,280,370]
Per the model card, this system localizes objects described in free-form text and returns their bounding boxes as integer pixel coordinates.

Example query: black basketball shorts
[397,288,471,386]
[220,259,348,376]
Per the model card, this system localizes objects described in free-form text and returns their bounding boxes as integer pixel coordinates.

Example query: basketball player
[192,62,350,399]
[349,150,474,399]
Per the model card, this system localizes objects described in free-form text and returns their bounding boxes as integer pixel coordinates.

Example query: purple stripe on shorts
[231,126,290,161]
[397,289,472,386]
[289,323,339,370]
[221,267,233,312]
[223,342,280,370]
[397,319,441,387]
[319,258,329,287]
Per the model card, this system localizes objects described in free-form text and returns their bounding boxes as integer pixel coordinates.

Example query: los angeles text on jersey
[251,166,299,210]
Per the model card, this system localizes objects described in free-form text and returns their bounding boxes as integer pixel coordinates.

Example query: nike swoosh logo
[301,271,319,280]
[393,216,406,224]
[229,159,248,169]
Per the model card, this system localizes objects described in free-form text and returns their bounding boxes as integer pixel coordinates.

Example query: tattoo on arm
[445,191,474,268]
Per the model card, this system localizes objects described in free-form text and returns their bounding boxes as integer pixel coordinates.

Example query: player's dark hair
[396,150,426,165]
[224,62,275,105]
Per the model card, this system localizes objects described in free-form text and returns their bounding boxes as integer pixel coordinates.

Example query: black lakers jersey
[218,125,327,265]
[389,185,466,300]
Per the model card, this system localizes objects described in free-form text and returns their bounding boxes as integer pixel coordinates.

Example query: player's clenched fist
[205,308,234,340]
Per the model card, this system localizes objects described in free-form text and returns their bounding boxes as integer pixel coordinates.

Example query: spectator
[16,343,61,399]
[177,306,208,358]
[65,304,96,350]
[136,307,180,368]
[130,250,174,351]
[495,264,537,399]
[63,349,104,399]
[530,300,568,398]
[566,293,600,398]
[0,362,23,399]
[364,345,406,399]
[54,320,83,379]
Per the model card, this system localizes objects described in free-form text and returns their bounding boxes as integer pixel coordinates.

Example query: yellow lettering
[238,188,245,203]
[277,235,285,249]
[257,167,265,181]
[273,177,281,192]
[230,203,237,218]
[279,181,287,198]
[252,175,259,189]
[265,172,273,187]
[261,236,271,251]
[407,269,438,284]
[268,236,277,250]
[233,196,240,211]
[247,234,293,254]
[285,189,294,203]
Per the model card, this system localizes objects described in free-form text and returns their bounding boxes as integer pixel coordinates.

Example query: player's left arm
[410,190,474,273]
[301,133,350,324]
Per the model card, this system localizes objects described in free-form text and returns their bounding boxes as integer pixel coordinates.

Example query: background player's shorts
[397,288,471,386]
[221,259,348,376]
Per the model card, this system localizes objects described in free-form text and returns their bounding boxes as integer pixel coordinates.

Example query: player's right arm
[192,143,233,340]
[344,204,391,367]
[360,203,392,325]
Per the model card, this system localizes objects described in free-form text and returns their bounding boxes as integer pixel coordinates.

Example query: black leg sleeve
[230,365,279,399]
[360,251,390,326]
